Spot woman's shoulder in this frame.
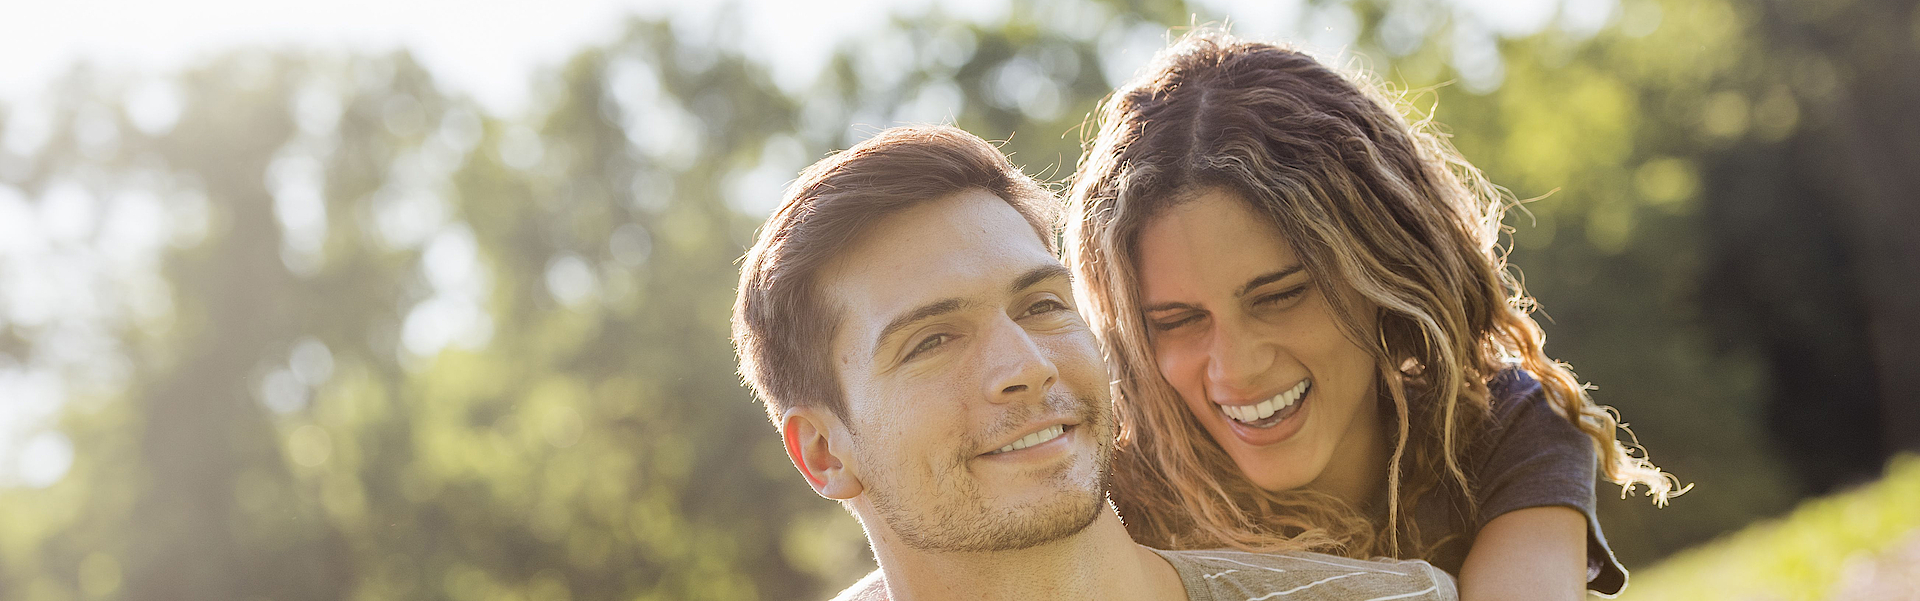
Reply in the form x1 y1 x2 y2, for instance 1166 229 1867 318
1463 365 1596 497
1462 365 1592 481
1474 365 1589 448
1484 365 1547 422
1466 367 1627 595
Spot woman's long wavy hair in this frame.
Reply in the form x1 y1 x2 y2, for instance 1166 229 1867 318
1064 31 1685 559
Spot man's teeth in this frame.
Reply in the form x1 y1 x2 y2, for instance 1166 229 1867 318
991 425 1066 454
1222 380 1310 423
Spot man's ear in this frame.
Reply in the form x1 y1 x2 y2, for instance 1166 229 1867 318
782 408 864 500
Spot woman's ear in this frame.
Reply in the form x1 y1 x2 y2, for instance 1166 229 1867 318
782 408 864 500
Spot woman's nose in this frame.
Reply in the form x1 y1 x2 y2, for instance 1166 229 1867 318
1205 321 1275 397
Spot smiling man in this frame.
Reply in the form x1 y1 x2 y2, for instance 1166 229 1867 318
731 125 1457 601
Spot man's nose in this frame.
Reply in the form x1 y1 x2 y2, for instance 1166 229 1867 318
983 317 1058 404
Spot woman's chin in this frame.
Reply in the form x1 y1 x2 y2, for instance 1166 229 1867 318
1215 406 1325 493
1237 458 1320 493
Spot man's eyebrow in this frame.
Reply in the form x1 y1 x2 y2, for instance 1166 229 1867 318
1143 301 1200 313
1009 263 1072 294
872 298 970 358
1236 264 1305 298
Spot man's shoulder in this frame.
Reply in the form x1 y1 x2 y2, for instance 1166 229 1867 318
1156 548 1458 601
826 568 887 601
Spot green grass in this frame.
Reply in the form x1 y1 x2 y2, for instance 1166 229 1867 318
1609 454 1920 600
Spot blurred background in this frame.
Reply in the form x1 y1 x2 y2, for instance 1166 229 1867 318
1 0 1916 599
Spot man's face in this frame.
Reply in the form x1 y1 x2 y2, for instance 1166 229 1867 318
820 188 1113 553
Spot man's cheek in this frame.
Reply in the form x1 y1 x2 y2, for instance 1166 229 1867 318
1055 342 1108 391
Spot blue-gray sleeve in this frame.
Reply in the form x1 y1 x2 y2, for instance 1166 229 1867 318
1474 372 1627 595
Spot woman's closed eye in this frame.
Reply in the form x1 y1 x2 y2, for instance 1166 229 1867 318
1252 285 1308 308
1151 312 1203 331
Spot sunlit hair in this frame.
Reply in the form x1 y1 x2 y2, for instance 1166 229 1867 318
734 125 1056 426
1064 31 1684 558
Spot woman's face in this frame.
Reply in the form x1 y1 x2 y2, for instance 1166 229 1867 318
1134 188 1385 499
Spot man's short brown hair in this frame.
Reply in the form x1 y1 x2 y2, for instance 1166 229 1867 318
733 125 1057 426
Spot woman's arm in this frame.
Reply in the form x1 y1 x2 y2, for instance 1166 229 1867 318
1458 506 1589 601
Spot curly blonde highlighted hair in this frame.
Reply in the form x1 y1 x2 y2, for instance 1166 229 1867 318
1064 31 1684 559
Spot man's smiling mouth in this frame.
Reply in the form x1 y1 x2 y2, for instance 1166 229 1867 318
984 424 1069 455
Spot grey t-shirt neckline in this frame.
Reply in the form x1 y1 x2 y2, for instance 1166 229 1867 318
1150 547 1458 601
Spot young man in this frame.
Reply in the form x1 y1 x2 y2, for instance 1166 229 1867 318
732 125 1457 601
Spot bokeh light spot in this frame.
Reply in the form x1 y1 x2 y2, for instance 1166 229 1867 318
18 431 74 488
289 425 333 467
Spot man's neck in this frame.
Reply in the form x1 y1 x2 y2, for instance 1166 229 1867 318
868 506 1185 601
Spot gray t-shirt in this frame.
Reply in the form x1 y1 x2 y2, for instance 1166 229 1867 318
1154 548 1457 601
1397 367 1627 594
827 549 1458 600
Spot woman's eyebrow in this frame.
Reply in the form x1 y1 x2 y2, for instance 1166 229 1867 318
1236 264 1304 298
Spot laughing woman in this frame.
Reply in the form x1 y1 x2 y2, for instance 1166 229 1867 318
1064 32 1684 599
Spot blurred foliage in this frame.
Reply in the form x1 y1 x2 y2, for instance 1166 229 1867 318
1615 454 1920 601
0 0 1911 599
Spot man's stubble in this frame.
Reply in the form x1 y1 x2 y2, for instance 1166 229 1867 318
858 390 1116 553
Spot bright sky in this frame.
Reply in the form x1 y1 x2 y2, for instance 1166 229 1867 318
0 0 1059 115
0 0 1420 114
6 0 728 114
0 0 1586 112
0 0 1606 487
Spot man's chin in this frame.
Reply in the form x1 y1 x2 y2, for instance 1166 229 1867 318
866 407 1117 554
976 452 1106 506
947 487 1106 553
877 477 1108 554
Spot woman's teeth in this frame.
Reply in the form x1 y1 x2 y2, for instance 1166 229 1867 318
989 424 1066 455
1222 379 1310 424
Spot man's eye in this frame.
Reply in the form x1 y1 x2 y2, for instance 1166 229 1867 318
1023 299 1069 317
905 334 949 360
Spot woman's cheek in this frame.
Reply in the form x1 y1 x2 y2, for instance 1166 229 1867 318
1155 339 1206 408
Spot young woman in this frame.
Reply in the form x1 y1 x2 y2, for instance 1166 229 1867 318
1063 32 1685 599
